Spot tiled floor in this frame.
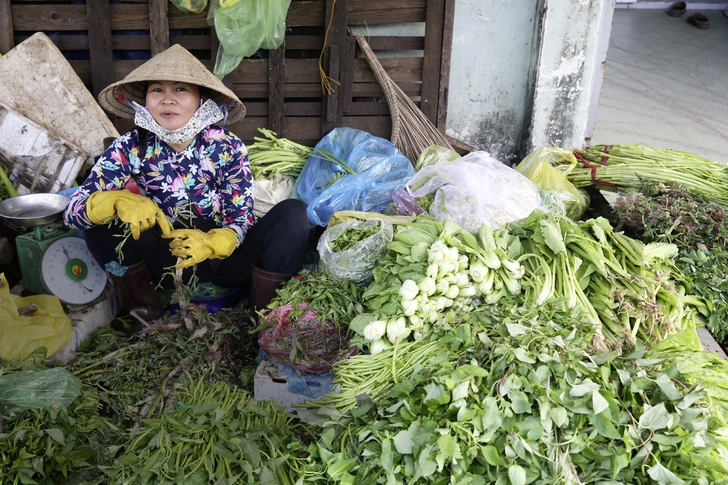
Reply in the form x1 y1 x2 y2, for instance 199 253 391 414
590 8 728 163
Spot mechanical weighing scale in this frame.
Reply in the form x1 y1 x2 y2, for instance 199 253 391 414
0 193 106 306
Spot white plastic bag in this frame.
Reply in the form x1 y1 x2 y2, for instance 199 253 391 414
317 218 393 285
407 151 546 231
253 173 294 218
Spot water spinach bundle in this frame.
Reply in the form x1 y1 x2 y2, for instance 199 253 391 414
564 144 728 205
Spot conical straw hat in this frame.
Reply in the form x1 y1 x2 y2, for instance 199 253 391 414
98 44 245 125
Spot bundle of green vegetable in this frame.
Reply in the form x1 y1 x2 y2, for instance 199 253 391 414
613 183 728 249
247 128 350 180
318 218 394 286
247 128 311 179
561 144 728 205
612 183 728 342
300 312 728 484
103 378 309 485
260 271 365 330
0 351 119 485
328 223 382 253
256 272 365 373
350 212 695 357
69 307 252 428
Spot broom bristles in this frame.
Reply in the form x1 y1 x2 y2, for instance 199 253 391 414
357 35 454 165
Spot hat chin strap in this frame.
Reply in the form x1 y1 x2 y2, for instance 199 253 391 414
131 99 224 146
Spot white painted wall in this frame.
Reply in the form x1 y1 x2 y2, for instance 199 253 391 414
446 0 612 163
446 0 543 164
528 0 608 151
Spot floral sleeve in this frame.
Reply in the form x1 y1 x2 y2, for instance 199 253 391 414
62 132 139 230
216 133 255 247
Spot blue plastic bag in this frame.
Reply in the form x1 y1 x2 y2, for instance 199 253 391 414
297 128 415 226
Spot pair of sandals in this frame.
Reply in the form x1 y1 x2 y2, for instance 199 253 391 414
667 2 717 29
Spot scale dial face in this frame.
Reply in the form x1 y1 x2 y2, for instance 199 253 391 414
41 237 107 305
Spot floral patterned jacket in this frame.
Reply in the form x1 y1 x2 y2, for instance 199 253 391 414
63 125 255 247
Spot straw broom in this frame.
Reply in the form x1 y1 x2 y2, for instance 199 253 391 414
356 35 454 166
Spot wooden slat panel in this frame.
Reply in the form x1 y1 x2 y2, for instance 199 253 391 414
352 57 422 83
268 44 286 134
342 35 356 114
227 58 423 85
420 0 445 124
241 101 390 117
86 0 114 98
342 115 391 138
321 0 348 133
230 80 420 99
0 0 14 54
284 102 321 116
346 101 391 115
323 44 340 125
348 0 427 25
13 5 86 31
13 33 212 51
229 59 269 84
365 36 424 51
437 0 455 130
284 35 423 51
12 1 428 31
149 0 169 55
286 1 325 27
12 4 209 31
352 82 420 97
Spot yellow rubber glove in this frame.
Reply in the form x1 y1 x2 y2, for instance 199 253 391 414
86 189 171 240
166 228 238 269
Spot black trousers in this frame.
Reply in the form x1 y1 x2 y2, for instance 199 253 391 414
83 199 310 292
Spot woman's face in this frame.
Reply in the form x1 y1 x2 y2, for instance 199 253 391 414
145 81 201 130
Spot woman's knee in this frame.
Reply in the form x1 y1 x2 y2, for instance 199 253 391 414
271 199 309 237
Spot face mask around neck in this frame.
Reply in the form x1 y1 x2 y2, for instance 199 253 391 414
132 98 224 146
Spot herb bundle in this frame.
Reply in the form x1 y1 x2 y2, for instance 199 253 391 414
565 144 728 205
613 183 728 342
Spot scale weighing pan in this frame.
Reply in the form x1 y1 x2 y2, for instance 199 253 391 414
0 193 68 231
0 192 106 305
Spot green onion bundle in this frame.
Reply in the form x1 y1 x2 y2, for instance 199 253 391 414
562 144 728 205
248 128 353 180
247 128 312 179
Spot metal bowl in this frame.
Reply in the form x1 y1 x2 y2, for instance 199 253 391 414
0 193 69 228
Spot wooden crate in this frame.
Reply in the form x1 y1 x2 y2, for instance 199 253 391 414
2 0 454 148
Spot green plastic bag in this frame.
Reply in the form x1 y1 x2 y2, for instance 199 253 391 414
0 368 81 421
415 144 460 171
516 147 590 220
212 0 292 78
170 0 208 14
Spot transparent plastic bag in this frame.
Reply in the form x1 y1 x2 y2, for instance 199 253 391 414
212 44 245 80
415 144 460 171
0 368 81 421
515 147 589 220
328 210 412 227
407 151 546 232
391 185 425 216
318 218 394 285
170 0 208 14
297 128 415 226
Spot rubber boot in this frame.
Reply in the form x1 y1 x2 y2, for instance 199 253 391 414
108 261 163 332
251 264 293 312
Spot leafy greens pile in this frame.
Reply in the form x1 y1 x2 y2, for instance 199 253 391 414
613 183 728 342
